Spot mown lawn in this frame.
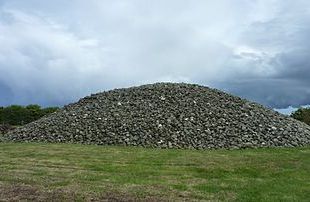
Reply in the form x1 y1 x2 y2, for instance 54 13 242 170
0 143 309 201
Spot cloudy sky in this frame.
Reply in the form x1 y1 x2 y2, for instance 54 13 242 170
0 0 309 112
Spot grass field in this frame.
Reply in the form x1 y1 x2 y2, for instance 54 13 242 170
0 143 309 201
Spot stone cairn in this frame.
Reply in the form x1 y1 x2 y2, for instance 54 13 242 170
3 83 310 149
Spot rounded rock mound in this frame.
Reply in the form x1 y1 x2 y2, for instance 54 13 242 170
4 83 310 149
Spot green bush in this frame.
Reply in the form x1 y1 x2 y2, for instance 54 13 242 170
0 105 59 126
291 107 310 126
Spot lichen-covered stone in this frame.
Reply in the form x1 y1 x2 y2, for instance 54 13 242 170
3 83 310 149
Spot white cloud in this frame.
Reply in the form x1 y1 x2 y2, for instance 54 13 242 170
0 9 111 105
0 0 310 108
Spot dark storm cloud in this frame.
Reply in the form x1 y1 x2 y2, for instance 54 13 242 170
217 47 310 108
215 4 310 109
218 79 310 109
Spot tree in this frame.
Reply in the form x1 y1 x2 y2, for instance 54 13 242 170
291 107 310 126
0 107 3 124
2 105 26 125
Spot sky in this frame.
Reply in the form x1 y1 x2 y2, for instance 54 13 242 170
0 0 309 114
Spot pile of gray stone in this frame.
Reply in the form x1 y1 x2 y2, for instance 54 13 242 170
0 124 13 135
3 83 310 149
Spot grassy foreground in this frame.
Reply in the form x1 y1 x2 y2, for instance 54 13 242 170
0 143 309 201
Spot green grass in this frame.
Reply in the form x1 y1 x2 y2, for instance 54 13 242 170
0 143 309 201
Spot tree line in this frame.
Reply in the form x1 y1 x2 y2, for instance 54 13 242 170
0 105 59 126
